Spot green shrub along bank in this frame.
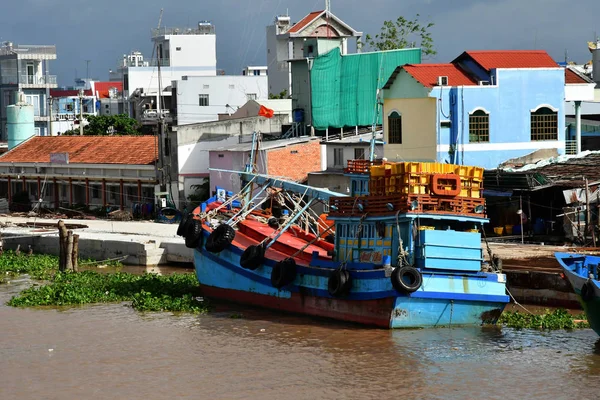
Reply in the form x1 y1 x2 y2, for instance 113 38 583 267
498 309 589 330
1 251 208 314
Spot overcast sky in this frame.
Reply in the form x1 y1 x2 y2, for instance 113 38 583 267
1 0 598 85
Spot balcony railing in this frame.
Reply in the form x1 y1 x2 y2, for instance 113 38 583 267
141 109 172 124
119 58 170 68
0 45 56 57
152 24 215 37
1 75 57 85
565 140 577 155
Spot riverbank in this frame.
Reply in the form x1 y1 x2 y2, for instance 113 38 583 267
0 215 192 266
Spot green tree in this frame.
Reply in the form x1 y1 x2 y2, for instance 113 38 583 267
62 114 142 136
361 14 436 57
269 89 288 99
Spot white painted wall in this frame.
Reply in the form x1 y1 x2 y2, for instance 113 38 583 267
565 84 596 102
158 34 217 68
175 114 289 177
174 75 268 125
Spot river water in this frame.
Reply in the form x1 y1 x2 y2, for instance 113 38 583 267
1 274 600 400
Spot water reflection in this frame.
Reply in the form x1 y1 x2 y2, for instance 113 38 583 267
2 280 600 399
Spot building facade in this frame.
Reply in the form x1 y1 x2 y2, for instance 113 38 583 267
0 136 157 211
171 75 268 126
266 10 362 97
0 42 57 139
382 50 588 169
109 22 217 119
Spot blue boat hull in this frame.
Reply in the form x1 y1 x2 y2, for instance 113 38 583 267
556 252 600 336
194 241 509 329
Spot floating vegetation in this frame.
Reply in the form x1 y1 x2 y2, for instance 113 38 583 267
498 309 589 330
8 270 207 313
1 250 207 314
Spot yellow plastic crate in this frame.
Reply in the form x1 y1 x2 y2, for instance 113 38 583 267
370 165 385 177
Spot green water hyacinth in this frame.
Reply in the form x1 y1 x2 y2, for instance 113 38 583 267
498 309 589 330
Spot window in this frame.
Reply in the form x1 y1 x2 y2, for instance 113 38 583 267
333 148 344 167
198 94 209 106
531 107 558 141
253 69 260 76
388 111 402 144
176 47 182 51
354 148 365 160
246 93 257 101
203 84 210 89
469 109 489 143
92 186 100 199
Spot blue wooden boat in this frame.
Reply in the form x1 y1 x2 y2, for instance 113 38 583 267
555 252 600 335
177 155 509 328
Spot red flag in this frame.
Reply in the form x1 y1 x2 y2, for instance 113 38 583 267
258 105 274 119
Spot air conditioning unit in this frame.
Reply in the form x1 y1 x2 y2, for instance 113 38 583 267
478 80 490 86
437 76 449 86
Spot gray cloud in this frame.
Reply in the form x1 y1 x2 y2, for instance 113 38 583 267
0 0 597 85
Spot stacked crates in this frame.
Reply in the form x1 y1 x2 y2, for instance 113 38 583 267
361 161 485 216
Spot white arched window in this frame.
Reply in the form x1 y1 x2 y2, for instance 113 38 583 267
469 109 489 143
531 106 558 141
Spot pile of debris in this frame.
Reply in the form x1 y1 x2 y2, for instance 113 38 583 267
108 209 133 221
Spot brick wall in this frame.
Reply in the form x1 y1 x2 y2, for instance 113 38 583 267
266 140 322 182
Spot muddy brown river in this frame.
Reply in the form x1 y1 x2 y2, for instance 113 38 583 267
1 274 600 400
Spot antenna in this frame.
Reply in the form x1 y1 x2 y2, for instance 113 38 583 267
157 8 163 29
85 59 91 80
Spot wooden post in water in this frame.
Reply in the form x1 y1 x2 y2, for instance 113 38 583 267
65 230 74 271
58 220 68 271
72 234 79 272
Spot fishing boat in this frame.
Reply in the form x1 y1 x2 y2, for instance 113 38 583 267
177 131 509 328
555 252 600 335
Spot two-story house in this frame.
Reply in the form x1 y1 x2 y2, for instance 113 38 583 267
382 50 594 169
0 41 57 139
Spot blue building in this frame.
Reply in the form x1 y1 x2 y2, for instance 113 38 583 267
382 50 593 169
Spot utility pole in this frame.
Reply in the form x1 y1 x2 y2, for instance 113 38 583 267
48 96 54 136
85 60 91 80
78 89 84 136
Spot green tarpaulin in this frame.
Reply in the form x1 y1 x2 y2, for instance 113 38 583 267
310 47 421 130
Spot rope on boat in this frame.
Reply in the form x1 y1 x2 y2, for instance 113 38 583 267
506 286 534 315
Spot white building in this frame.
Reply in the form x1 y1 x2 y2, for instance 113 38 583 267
243 66 268 76
109 22 217 118
172 75 268 126
0 42 57 139
266 10 362 97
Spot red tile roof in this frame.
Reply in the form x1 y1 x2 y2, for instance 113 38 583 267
50 89 93 97
0 136 157 165
403 64 478 88
457 50 558 71
93 81 123 99
565 68 590 84
288 11 324 33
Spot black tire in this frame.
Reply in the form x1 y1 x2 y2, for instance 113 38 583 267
581 280 596 302
205 223 236 253
184 220 203 249
177 212 192 237
271 258 297 289
240 245 264 270
267 217 279 229
328 269 352 297
391 266 422 294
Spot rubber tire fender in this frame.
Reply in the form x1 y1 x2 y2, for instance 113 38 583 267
177 212 192 237
581 280 596 302
240 244 265 270
328 268 352 297
184 219 203 249
271 258 297 289
391 266 423 294
205 224 236 253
